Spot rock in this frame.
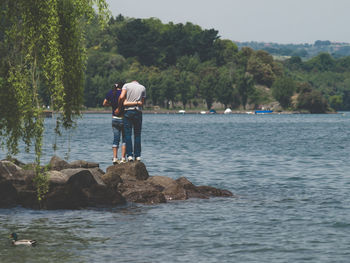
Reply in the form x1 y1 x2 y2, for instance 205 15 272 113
175 177 209 199
68 160 99 169
162 183 187 201
1 157 25 167
48 170 69 185
88 167 106 185
0 160 38 208
147 175 175 188
61 168 98 188
42 168 125 209
0 160 23 181
106 161 149 181
49 156 70 171
196 185 234 197
147 176 187 201
17 189 39 209
118 180 166 204
104 162 161 204
82 184 124 207
0 181 17 207
101 168 123 189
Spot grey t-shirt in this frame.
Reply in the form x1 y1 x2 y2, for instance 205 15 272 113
122 81 146 111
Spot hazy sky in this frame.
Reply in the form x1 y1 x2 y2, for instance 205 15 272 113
105 0 350 44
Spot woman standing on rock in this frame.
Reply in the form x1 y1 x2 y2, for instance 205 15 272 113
103 82 126 164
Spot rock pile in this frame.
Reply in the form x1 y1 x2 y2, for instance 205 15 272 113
0 156 233 209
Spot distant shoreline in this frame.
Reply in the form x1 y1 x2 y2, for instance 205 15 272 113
43 109 339 116
79 110 338 115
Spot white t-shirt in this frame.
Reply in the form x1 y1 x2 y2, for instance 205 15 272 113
122 81 146 110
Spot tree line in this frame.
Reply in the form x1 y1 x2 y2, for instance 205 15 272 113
84 15 283 110
4 11 350 116
82 14 350 113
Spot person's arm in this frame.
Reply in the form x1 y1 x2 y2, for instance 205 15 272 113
123 100 143 107
103 99 110 107
114 96 125 115
119 89 127 100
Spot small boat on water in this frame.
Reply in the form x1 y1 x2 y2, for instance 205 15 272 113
224 108 232 114
255 110 273 114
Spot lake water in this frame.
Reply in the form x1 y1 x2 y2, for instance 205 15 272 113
1 113 350 262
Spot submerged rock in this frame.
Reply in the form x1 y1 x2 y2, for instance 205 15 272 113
0 156 234 209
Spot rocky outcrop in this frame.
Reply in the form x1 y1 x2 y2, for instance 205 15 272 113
0 156 234 209
0 157 125 209
101 161 234 204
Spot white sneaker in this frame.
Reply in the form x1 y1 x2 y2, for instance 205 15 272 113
135 157 141 161
113 158 119 164
120 158 126 163
127 156 134 162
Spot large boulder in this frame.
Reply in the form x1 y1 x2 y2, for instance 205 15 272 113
0 160 38 208
105 161 149 182
103 162 161 204
41 168 125 209
0 160 24 182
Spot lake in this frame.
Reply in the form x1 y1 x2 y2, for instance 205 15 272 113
1 113 350 262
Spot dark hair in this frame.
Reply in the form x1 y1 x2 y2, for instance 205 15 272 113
112 81 125 96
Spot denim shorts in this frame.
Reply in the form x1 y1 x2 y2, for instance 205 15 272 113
112 117 125 148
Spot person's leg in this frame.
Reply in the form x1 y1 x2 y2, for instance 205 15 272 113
113 147 118 159
121 119 126 161
112 119 121 163
123 111 133 158
133 111 142 158
121 144 126 161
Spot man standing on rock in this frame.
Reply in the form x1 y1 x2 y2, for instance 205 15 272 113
120 80 146 161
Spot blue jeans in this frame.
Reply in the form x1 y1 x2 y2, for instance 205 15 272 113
112 118 125 148
123 110 142 158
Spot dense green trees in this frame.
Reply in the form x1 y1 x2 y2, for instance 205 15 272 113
272 77 296 108
84 16 276 110
296 83 329 113
82 15 350 112
283 52 350 111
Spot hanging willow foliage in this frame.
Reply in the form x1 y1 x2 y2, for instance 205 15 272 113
0 0 109 201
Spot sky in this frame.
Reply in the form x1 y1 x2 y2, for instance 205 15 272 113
105 0 350 44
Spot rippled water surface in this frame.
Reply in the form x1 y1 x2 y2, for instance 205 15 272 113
1 113 350 262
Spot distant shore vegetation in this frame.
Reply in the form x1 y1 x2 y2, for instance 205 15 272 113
75 14 350 113
3 13 350 115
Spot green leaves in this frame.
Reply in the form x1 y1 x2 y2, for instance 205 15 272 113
1 0 108 201
271 77 296 109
